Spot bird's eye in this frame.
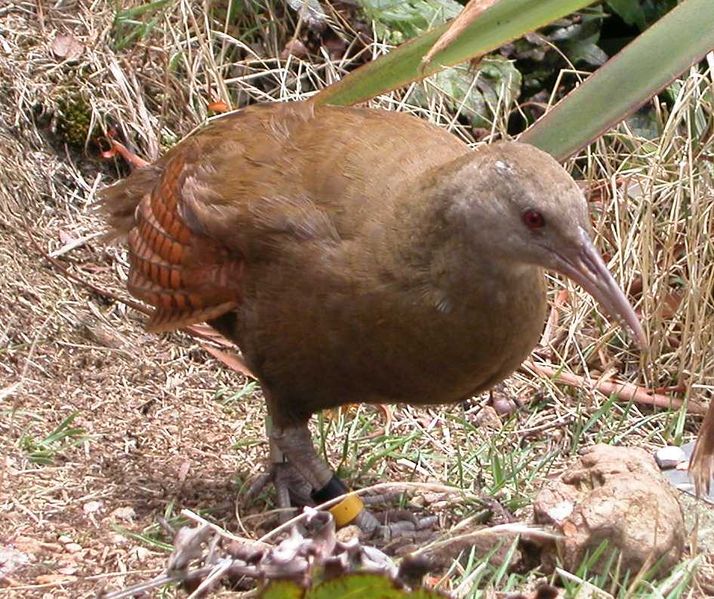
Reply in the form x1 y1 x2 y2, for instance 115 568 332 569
522 209 545 230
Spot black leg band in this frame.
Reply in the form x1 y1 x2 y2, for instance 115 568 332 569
311 474 348 503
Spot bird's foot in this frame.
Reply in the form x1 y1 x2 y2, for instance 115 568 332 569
354 507 439 543
263 424 441 542
247 466 438 541
245 461 313 523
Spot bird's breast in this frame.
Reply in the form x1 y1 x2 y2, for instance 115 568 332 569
237 257 547 419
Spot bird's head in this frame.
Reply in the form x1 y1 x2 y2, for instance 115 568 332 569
443 141 645 347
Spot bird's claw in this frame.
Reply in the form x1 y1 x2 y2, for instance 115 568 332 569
353 506 439 542
245 461 313 522
376 513 439 540
246 462 440 539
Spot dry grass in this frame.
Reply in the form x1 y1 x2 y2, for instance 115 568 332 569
0 1 713 597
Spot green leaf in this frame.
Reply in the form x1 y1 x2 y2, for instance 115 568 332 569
606 0 647 30
519 0 714 161
563 36 608 66
408 56 521 127
20 411 86 465
260 580 304 599
112 0 171 50
312 0 598 107
357 0 462 42
259 573 444 599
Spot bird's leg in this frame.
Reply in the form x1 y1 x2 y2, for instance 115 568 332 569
268 422 376 532
269 422 437 540
245 418 313 522
268 429 314 520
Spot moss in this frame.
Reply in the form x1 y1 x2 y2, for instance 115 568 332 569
55 93 93 148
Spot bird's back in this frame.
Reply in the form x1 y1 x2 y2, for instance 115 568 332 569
101 102 468 329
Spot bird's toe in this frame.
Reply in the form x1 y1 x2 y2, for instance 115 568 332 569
245 461 313 523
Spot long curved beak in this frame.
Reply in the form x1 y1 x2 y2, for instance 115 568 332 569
553 227 646 349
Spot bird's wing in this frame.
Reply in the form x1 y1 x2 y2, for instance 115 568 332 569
102 102 468 332
102 103 340 332
122 151 245 332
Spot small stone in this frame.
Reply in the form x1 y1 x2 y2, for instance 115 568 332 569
107 533 129 546
51 34 84 61
64 543 83 554
57 535 73 545
132 547 153 562
280 39 308 60
655 445 687 469
0 545 32 577
335 525 362 543
57 565 78 575
83 500 103 514
473 405 502 430
489 383 518 416
109 507 136 522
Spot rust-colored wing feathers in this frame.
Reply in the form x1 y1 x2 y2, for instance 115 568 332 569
110 155 243 332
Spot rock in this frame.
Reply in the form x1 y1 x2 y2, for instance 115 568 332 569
132 547 153 562
83 500 103 514
64 543 83 554
0 545 32 579
335 525 362 543
660 441 714 503
109 506 136 522
533 444 684 576
654 445 687 469
473 405 503 430
489 384 518 417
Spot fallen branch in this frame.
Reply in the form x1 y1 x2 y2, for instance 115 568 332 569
540 289 569 347
523 360 706 415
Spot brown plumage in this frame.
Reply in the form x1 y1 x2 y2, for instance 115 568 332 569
102 101 643 535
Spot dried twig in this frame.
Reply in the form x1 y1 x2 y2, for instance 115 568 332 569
524 360 706 415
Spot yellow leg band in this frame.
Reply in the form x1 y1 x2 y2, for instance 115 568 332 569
328 494 364 527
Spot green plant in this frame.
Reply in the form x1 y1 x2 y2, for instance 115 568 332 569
20 412 86 465
607 0 677 31
313 0 714 163
111 0 172 50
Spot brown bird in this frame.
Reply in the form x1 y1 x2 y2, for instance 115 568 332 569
101 101 644 536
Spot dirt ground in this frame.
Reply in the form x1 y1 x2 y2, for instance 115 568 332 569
0 126 267 597
0 10 268 593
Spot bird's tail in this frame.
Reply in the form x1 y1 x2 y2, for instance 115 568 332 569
97 165 161 240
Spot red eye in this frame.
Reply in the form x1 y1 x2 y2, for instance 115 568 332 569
523 209 545 229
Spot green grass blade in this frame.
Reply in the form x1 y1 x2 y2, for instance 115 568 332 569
312 0 597 107
520 0 714 160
